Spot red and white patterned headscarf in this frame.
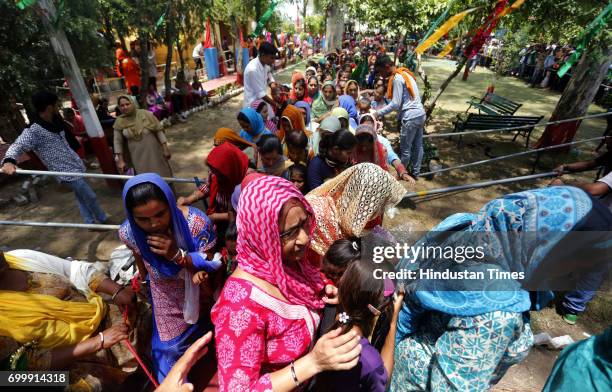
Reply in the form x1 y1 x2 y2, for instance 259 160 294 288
236 175 325 310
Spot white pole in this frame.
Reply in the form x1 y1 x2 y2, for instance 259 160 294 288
0 220 119 231
8 168 198 184
38 0 104 139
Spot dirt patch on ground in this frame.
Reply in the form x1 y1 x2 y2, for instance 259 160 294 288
1 59 609 390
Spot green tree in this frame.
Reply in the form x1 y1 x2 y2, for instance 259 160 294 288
283 20 297 35
305 14 325 35
0 0 112 141
498 0 611 146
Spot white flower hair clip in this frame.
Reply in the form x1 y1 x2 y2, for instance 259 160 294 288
338 312 350 324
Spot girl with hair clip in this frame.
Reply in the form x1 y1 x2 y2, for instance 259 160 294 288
313 258 404 392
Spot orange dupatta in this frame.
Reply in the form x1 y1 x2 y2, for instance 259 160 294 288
386 67 417 100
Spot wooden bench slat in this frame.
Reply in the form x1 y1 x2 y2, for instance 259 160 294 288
467 92 522 116
453 114 543 149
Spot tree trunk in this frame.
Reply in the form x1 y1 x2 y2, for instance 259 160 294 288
462 56 471 81
117 31 128 52
302 0 308 22
325 2 343 52
213 21 228 76
535 44 612 148
101 16 115 48
231 17 243 79
394 30 406 65
255 0 262 23
164 11 175 97
425 57 468 118
176 37 185 72
416 54 431 105
138 34 150 107
270 29 280 47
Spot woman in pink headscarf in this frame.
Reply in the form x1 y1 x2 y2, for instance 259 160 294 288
211 176 362 392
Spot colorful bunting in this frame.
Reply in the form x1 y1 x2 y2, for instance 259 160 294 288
415 7 479 55
406 0 457 65
437 39 458 58
16 0 37 10
498 0 527 18
253 0 279 37
155 12 166 29
204 17 213 48
557 3 612 78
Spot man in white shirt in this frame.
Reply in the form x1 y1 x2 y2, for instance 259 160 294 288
243 42 279 109
192 42 204 70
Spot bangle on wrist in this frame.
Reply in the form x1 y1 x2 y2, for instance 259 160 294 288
290 361 300 387
171 248 187 265
98 332 104 351
170 248 181 262
111 286 125 302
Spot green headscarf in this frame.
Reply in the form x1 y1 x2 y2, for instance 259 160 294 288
312 81 338 119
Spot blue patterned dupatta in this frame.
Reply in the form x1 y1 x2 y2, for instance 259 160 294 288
395 186 612 338
392 186 612 391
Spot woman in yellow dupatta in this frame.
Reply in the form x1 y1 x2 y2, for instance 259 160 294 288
0 250 148 391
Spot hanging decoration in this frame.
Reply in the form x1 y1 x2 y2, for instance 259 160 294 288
415 7 479 55
437 39 458 58
405 0 457 66
16 0 37 10
155 12 166 29
204 17 213 48
253 0 279 37
498 0 527 18
557 3 612 78
463 0 509 60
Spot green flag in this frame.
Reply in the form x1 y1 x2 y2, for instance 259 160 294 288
253 0 279 37
557 3 612 78
155 12 166 29
406 0 457 67
16 0 37 10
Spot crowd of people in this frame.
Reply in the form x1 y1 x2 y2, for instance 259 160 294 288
1 29 611 392
443 39 581 92
114 40 208 129
511 43 576 91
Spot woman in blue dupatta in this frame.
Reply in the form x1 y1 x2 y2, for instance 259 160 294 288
391 186 612 391
237 107 272 143
338 95 359 129
119 173 219 382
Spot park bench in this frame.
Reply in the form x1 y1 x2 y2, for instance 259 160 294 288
453 113 544 148
465 92 522 116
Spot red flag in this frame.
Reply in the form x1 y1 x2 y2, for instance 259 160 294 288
464 0 508 59
204 18 213 48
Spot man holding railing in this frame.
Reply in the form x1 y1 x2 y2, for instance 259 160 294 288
1 91 110 227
